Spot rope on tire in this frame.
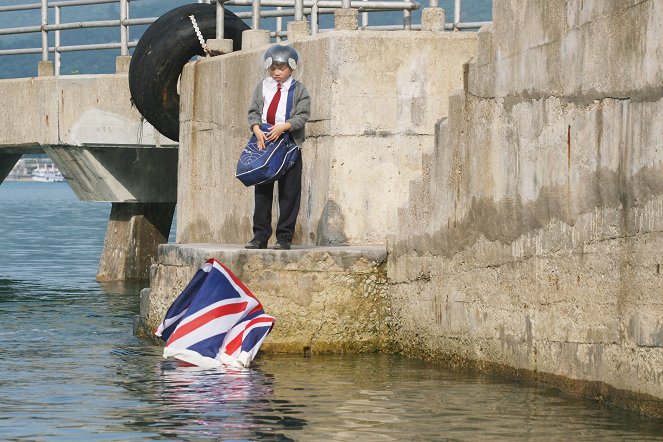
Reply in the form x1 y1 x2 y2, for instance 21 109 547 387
189 15 210 57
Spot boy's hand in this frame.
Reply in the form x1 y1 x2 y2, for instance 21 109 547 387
253 125 266 150
266 122 292 141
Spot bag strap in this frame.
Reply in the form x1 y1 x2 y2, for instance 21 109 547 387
285 80 297 121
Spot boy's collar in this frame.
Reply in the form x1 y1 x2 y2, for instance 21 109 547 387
265 76 294 89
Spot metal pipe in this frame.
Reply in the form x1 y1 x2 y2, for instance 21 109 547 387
126 0 130 53
123 17 158 26
41 0 48 62
55 6 61 75
0 26 42 36
311 2 319 35
120 0 128 56
429 0 437 8
276 6 283 42
0 0 118 12
252 0 261 29
216 0 225 39
0 40 142 56
0 0 490 65
454 0 460 30
45 20 124 31
227 0 419 10
294 0 304 21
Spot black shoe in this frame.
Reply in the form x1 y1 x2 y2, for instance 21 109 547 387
245 239 267 249
273 240 291 250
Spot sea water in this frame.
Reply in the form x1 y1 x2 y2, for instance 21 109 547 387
1 181 662 441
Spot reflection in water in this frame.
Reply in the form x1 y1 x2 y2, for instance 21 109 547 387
2 183 663 440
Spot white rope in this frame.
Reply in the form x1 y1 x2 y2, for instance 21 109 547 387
189 15 210 57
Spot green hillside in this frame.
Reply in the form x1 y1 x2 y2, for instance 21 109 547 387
0 0 491 79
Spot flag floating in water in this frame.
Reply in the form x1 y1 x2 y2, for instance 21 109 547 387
155 258 275 368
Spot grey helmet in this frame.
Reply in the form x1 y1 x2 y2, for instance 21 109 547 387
262 44 299 70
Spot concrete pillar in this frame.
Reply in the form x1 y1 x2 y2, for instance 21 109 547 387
115 55 132 74
422 7 446 32
38 61 54 77
206 39 234 55
287 21 310 41
334 9 358 30
96 202 176 282
242 29 270 51
0 154 21 184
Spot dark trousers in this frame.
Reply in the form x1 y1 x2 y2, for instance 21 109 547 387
252 156 302 243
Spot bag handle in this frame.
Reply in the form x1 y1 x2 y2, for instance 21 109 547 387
283 80 298 144
285 80 297 121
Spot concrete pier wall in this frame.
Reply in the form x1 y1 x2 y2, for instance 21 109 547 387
0 74 178 282
139 244 389 352
177 30 477 246
140 28 475 353
388 0 663 413
141 0 663 415
0 74 169 148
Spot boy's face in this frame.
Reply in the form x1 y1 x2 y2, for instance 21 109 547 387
269 63 292 83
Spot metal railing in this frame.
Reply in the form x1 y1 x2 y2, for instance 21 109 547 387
0 0 491 76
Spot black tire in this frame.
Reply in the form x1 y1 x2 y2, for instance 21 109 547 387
129 4 249 141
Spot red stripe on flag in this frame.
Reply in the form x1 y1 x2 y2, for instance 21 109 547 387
167 301 248 345
247 305 263 316
223 317 274 355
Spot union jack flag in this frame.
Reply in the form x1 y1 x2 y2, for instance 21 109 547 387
155 258 275 368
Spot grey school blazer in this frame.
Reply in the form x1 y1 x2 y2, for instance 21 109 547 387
247 80 311 147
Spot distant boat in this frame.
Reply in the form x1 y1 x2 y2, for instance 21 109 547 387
32 166 65 183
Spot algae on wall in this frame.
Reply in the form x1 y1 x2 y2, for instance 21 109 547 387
387 0 663 415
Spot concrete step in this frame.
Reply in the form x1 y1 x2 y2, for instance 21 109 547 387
138 243 392 354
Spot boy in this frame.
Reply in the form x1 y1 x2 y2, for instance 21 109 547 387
245 44 311 250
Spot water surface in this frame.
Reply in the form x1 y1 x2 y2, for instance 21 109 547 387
1 181 662 441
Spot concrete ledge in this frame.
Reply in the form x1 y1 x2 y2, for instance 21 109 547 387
44 144 178 203
139 243 390 353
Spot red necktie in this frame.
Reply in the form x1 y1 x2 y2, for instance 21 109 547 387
266 83 282 126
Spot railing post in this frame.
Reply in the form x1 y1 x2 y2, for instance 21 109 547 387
55 5 61 75
422 0 445 32
454 0 461 30
311 3 319 35
120 0 128 56
252 0 261 30
336 0 358 30
205 0 233 55
38 0 54 76
288 0 310 40
276 6 283 42
41 0 48 62
241 0 269 50
294 0 304 21
216 0 224 39
361 0 368 29
115 0 132 73
403 9 411 30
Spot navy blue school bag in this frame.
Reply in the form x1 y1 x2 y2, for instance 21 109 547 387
236 81 300 187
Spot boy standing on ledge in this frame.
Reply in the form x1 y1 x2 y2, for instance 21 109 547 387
245 44 311 250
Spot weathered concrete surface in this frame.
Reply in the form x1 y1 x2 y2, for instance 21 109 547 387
0 74 173 149
0 74 179 282
97 202 175 282
138 244 390 352
177 30 477 246
388 0 663 414
44 145 178 203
